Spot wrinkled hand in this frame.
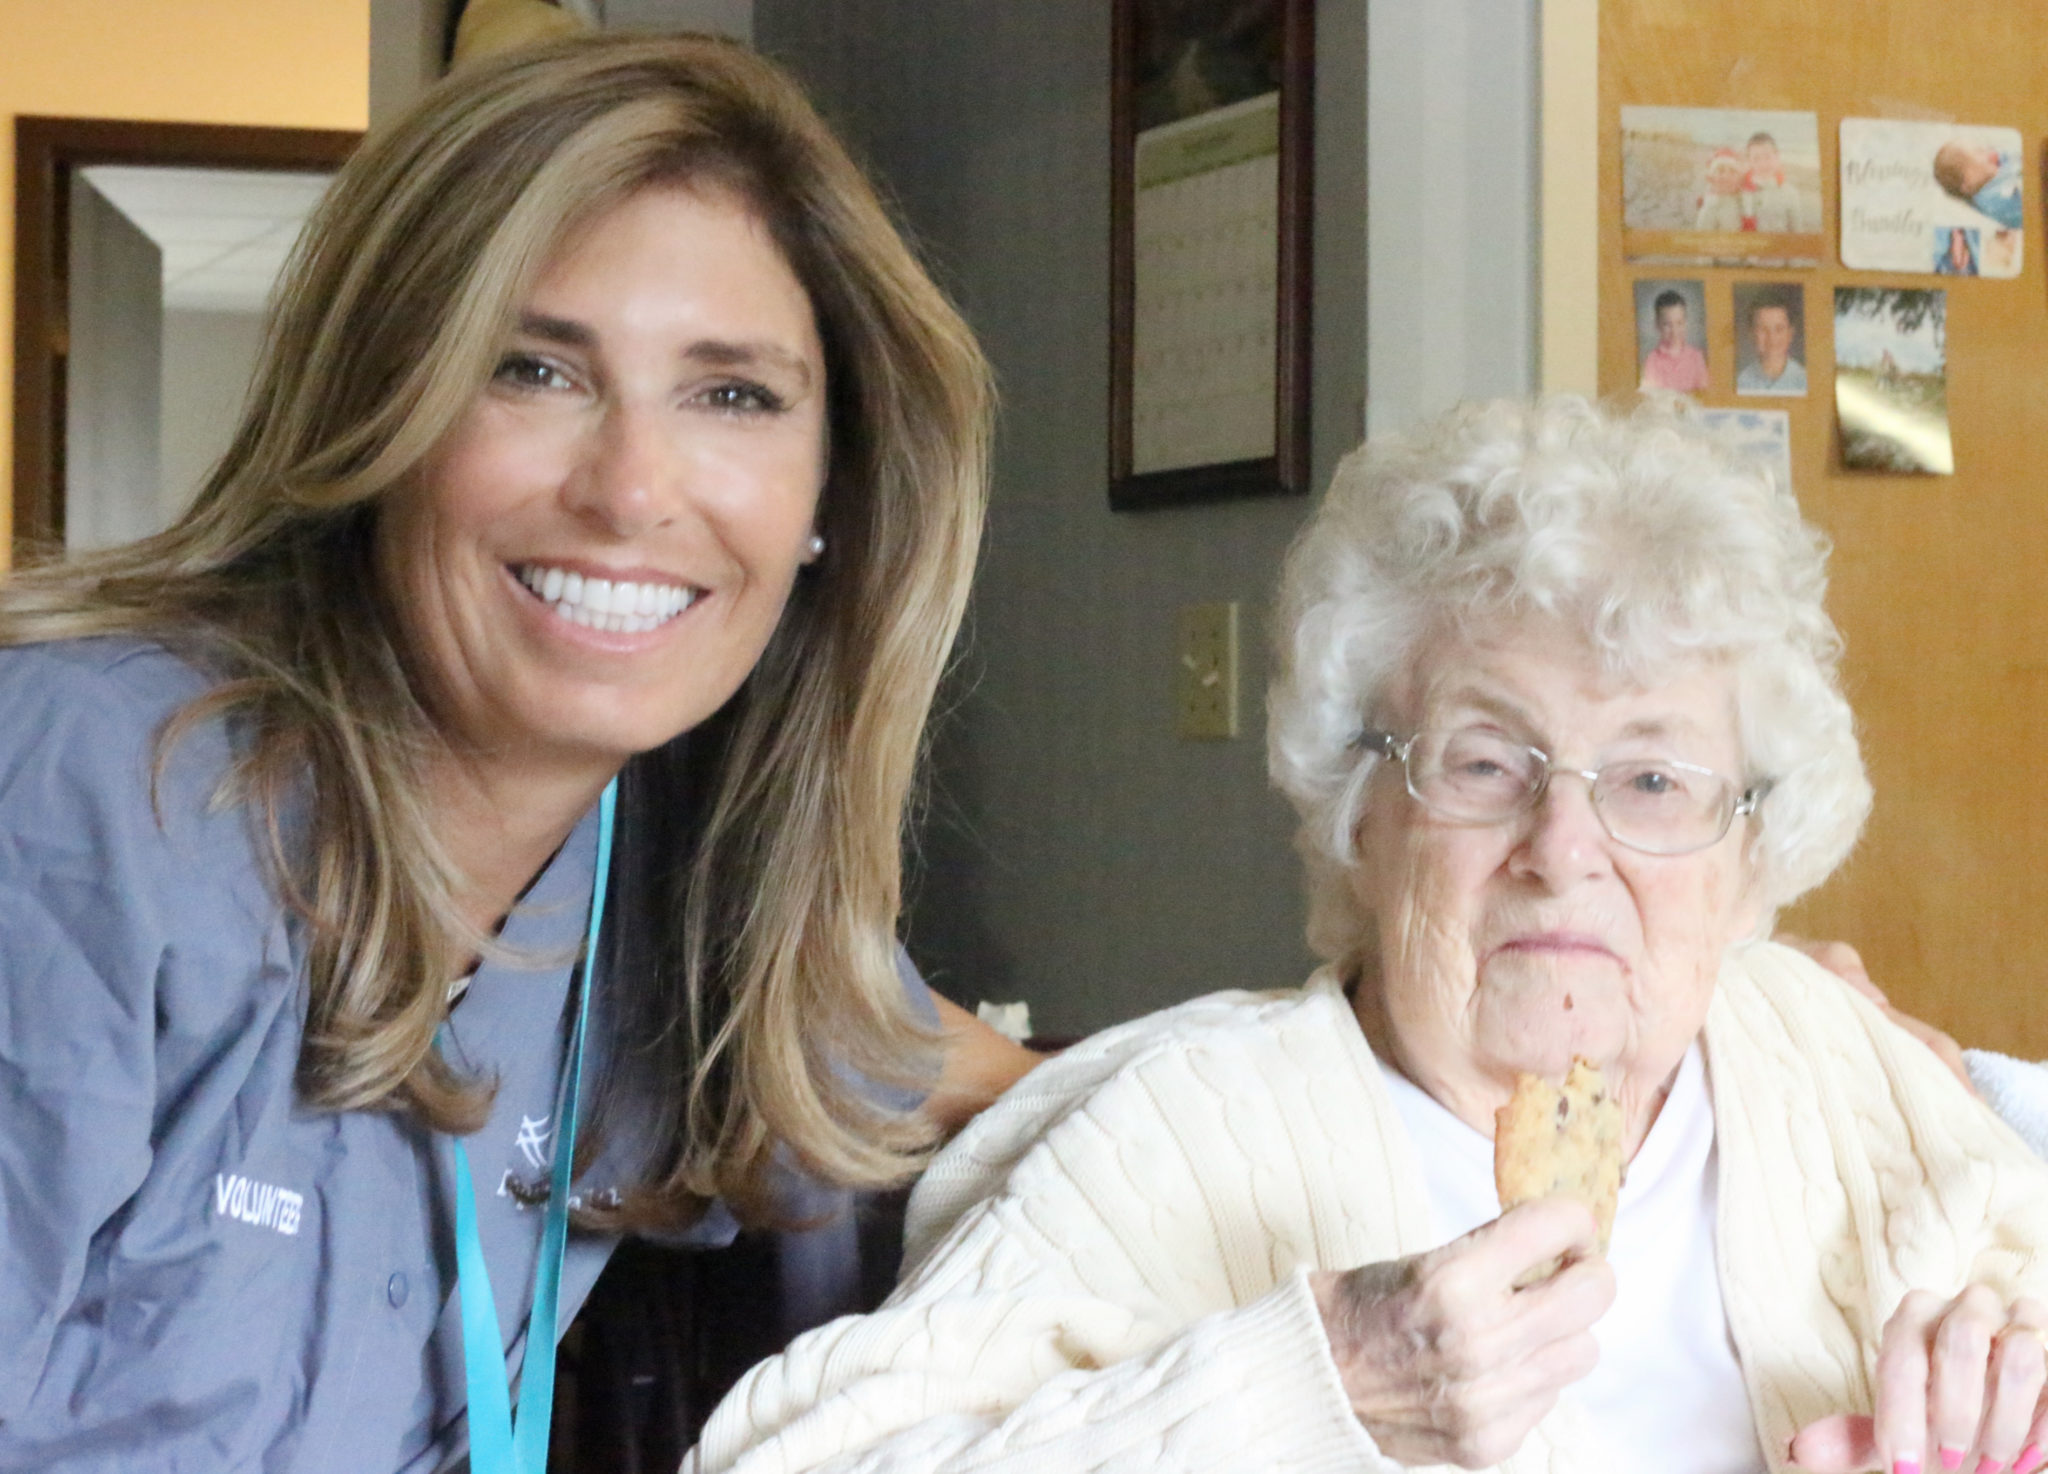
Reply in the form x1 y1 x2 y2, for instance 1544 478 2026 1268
1791 1287 2048 1473
1776 934 1974 1094
1310 1198 1615 1468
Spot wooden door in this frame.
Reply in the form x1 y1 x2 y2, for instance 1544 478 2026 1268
1598 4 2048 1056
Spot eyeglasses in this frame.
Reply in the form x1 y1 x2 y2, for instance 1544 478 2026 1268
1355 727 1770 857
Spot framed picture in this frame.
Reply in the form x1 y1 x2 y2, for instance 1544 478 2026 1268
1109 0 1313 511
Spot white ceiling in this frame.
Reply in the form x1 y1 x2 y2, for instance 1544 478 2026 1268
81 165 333 314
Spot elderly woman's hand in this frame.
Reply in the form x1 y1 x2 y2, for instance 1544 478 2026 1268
1309 1198 1616 1467
1791 1287 2048 1474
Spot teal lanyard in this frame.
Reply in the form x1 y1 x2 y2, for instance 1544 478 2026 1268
448 777 617 1474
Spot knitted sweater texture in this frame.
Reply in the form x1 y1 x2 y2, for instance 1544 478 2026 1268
688 942 2048 1473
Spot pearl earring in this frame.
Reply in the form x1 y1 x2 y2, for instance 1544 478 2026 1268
805 532 826 558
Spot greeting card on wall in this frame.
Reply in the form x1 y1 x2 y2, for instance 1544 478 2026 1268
1840 119 2024 278
1620 106 1824 266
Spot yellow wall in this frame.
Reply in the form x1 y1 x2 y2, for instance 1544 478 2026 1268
0 0 370 544
1539 0 1599 394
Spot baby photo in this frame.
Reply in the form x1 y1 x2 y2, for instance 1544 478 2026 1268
1841 118 2024 278
1635 279 1709 394
1621 106 1824 265
1733 283 1808 397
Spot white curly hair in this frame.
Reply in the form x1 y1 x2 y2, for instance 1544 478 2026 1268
1267 395 1870 968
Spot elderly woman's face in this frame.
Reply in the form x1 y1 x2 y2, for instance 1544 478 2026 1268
377 182 827 776
1352 621 1760 1134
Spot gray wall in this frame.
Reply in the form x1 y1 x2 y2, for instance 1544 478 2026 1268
66 180 163 553
755 2 1534 1036
602 0 751 40
369 0 446 129
160 309 267 524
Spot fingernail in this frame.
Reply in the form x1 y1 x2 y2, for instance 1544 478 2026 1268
1895 1459 1921 1474
1942 1450 1968 1473
2015 1447 2045 1474
1978 1457 2008 1474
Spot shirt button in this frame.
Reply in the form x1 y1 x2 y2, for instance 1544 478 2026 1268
387 1272 410 1308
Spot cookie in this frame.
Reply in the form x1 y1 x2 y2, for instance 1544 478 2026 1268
1493 1058 1624 1287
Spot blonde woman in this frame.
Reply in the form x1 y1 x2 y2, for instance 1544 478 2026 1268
0 35 1031 1473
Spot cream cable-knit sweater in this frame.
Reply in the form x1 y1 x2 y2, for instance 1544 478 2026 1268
688 942 2048 1473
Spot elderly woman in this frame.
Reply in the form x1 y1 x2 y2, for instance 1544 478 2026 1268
0 35 1041 1473
690 397 2048 1474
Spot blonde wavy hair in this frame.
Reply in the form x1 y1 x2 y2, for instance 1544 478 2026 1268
0 34 992 1229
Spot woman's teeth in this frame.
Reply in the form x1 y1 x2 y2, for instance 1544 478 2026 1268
515 564 697 634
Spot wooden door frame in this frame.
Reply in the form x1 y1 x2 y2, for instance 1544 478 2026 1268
11 116 360 555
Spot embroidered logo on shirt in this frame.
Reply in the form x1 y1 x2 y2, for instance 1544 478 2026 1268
498 1115 558 1207
213 1173 304 1236
513 1113 552 1171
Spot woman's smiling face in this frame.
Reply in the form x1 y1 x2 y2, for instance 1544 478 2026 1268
1350 620 1761 1146
376 182 828 781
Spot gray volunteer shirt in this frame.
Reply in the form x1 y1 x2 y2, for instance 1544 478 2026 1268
0 638 867 1471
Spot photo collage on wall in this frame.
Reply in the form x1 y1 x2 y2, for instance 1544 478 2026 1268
1619 105 2024 480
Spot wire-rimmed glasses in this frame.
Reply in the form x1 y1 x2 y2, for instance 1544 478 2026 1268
1356 727 1769 857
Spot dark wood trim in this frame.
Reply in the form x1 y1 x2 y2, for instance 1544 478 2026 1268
1274 0 1315 500
1107 0 1315 513
1109 454 1284 513
11 117 360 556
13 119 61 550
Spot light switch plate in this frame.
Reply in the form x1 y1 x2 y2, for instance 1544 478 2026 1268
1176 600 1239 741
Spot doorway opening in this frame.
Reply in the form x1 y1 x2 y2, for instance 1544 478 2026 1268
11 116 359 560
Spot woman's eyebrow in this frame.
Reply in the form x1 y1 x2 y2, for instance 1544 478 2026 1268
515 311 596 348
1614 715 1710 744
683 338 817 386
1425 686 1528 728
511 315 817 387
1423 694 1711 748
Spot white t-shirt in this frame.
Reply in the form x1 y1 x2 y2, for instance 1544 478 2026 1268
1380 1044 1767 1474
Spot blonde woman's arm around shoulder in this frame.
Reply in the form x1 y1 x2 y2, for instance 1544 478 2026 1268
1780 933 2048 1154
921 994 1041 1135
